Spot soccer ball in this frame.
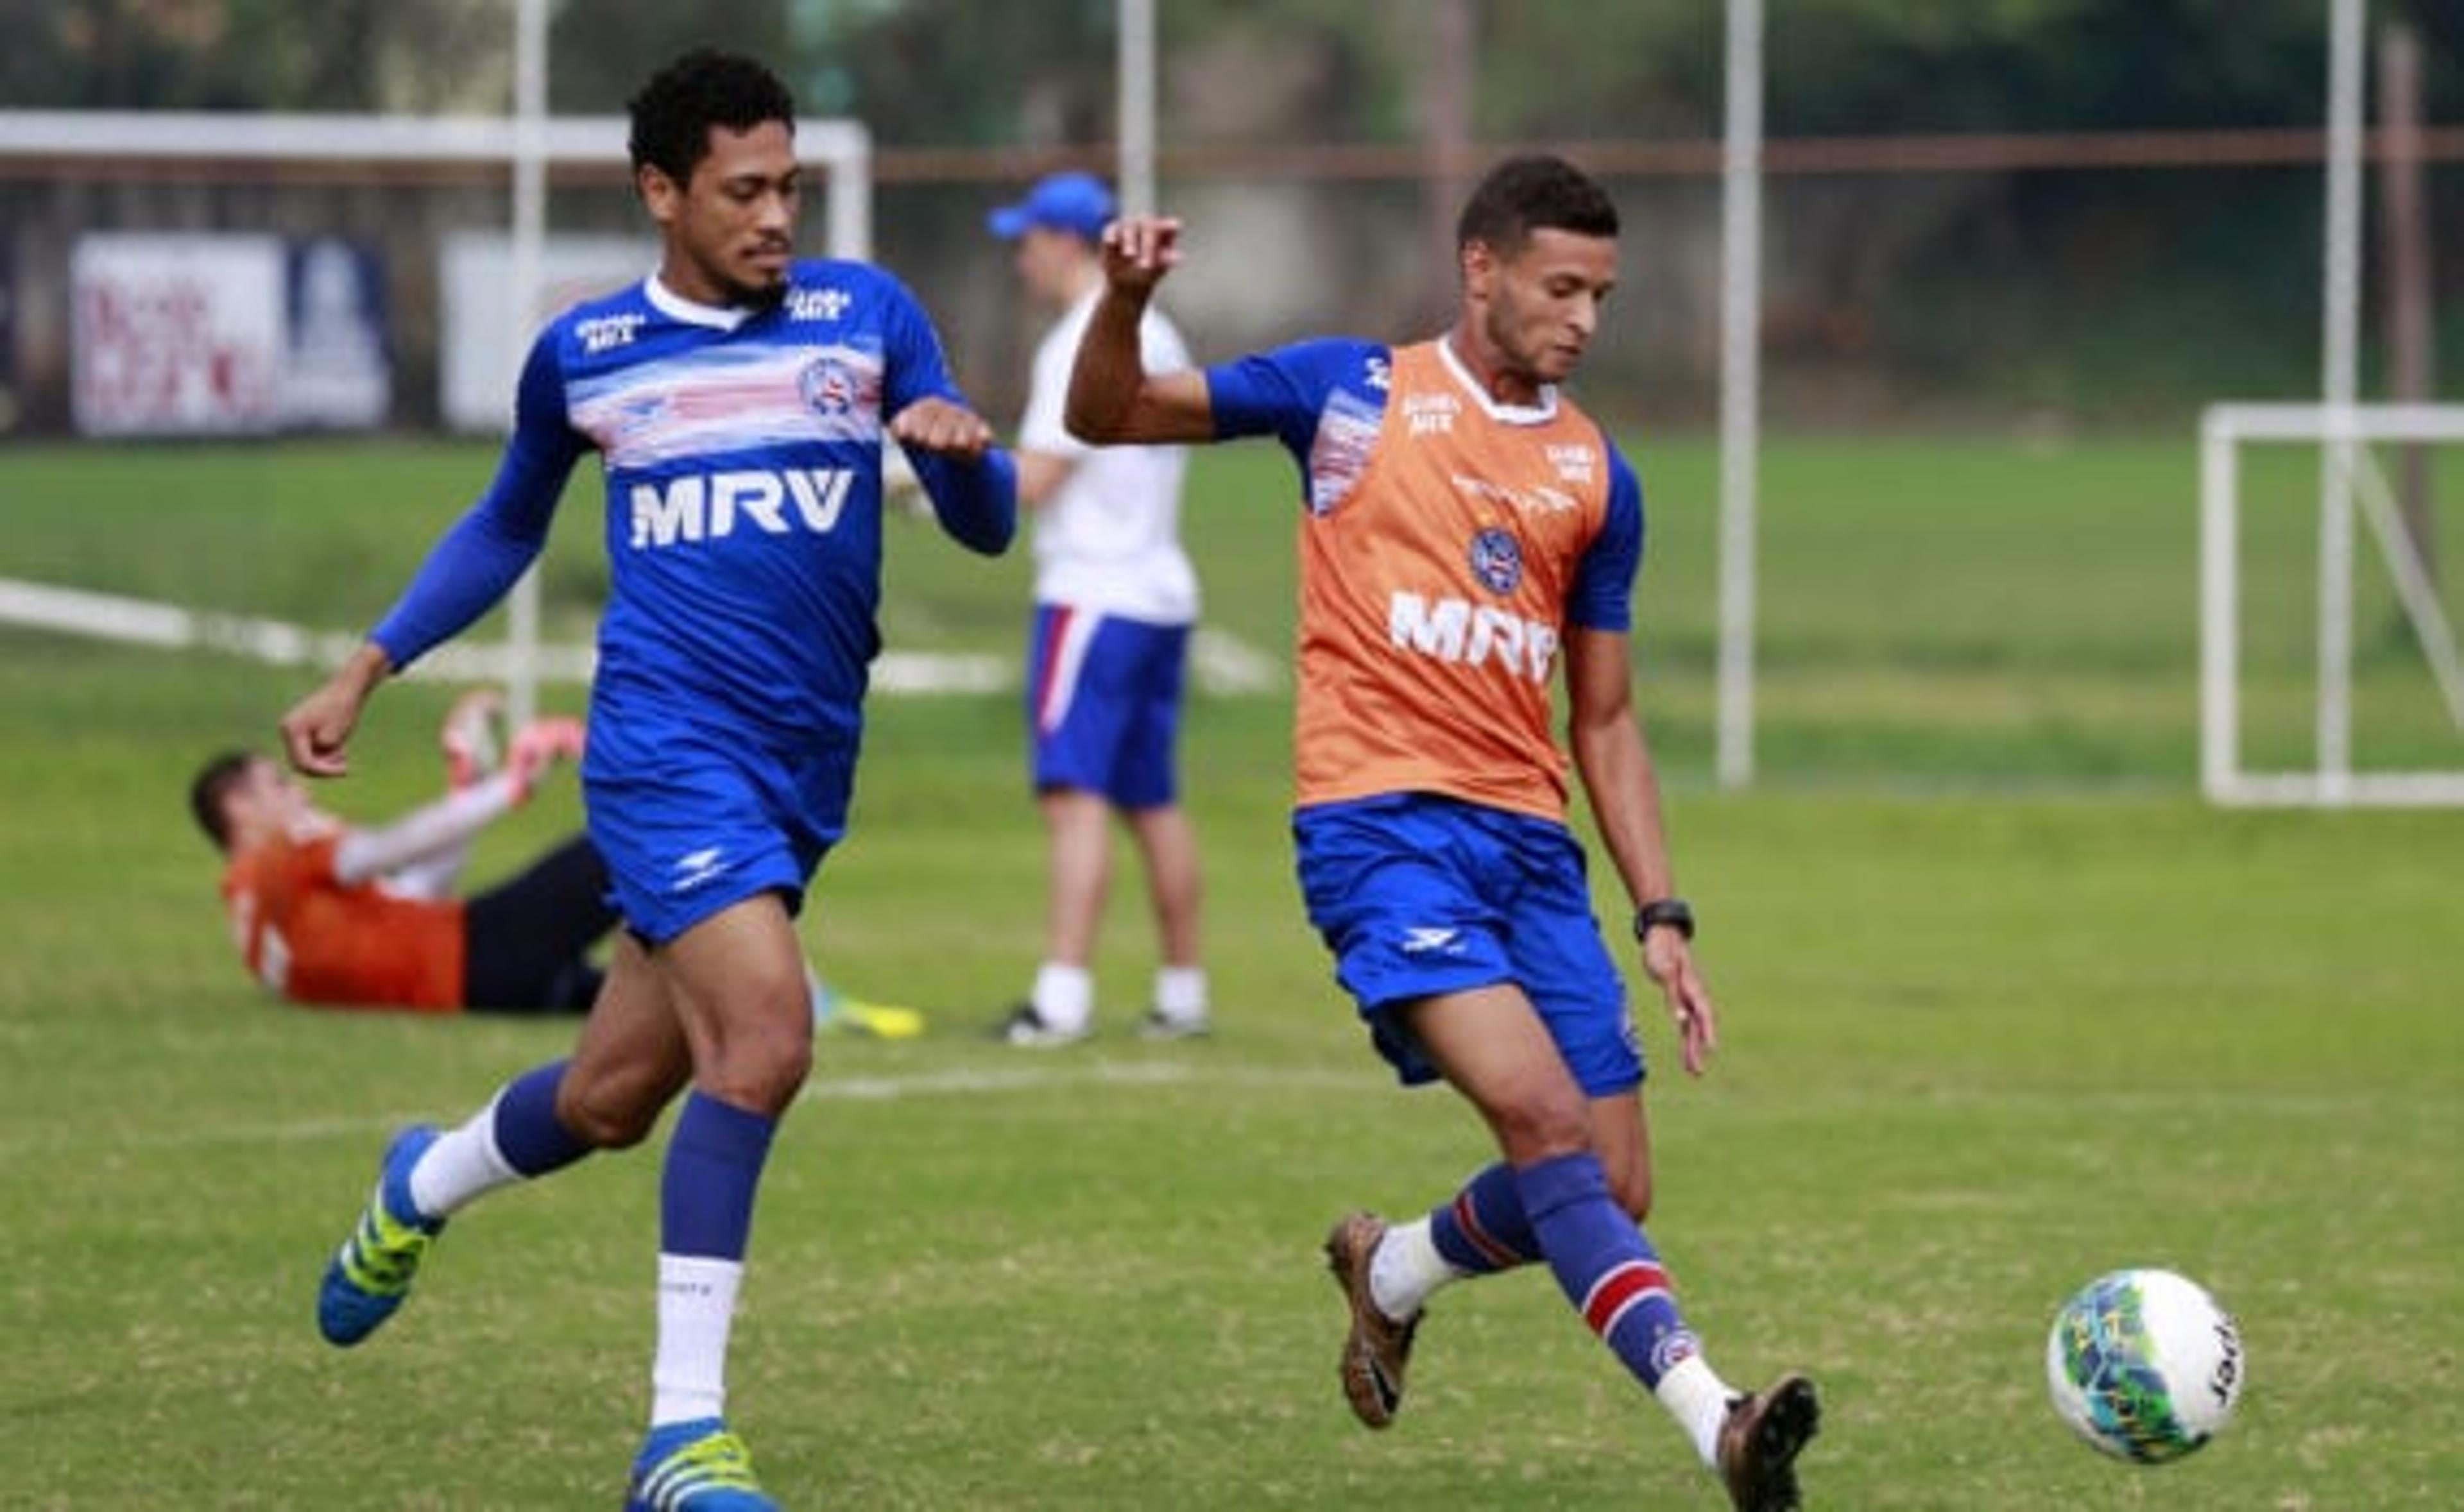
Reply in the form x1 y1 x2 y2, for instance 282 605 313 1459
2046 1268 2244 1464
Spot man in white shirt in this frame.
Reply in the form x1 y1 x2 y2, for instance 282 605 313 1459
988 171 1209 1044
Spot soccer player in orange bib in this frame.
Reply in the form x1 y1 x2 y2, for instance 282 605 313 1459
194 703 603 1015
1066 156 1817 1510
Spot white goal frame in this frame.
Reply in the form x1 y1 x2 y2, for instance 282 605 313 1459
2200 402 2464 807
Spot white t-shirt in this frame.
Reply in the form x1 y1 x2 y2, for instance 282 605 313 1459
1018 289 1197 625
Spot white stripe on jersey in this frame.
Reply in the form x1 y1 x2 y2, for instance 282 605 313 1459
569 343 884 471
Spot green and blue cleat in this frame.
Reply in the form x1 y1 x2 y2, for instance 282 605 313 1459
626 1418 776 1510
316 1124 445 1346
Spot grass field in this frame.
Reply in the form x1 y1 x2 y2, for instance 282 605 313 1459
2 436 2460 1508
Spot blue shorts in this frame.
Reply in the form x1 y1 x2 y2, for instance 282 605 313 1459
1026 604 1189 810
580 710 852 946
1292 793 1643 1098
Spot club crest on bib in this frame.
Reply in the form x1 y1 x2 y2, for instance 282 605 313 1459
1469 527 1523 595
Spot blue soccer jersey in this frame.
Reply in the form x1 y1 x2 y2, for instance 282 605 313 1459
368 262 1014 938
373 261 1011 742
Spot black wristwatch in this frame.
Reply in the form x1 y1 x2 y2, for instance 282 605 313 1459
1632 898 1695 942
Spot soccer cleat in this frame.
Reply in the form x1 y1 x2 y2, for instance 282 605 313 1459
1136 1008 1212 1042
624 1418 776 1511
317 1125 445 1347
1715 1373 1821 1512
807 971 925 1040
835 996 927 1040
822 990 926 1040
1323 1211 1419 1430
991 1002 1089 1048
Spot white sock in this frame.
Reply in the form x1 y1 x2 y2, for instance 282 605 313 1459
1654 1354 1737 1468
407 1100 522 1220
1365 1216 1464 1321
651 1254 744 1427
1031 962 1094 1033
1152 965 1208 1023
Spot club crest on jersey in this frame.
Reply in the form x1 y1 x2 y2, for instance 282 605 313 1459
798 356 859 416
1469 527 1523 595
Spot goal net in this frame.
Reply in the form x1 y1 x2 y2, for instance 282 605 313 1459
2200 402 2464 807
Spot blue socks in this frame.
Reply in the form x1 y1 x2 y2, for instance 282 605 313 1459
492 1058 593 1177
662 1092 776 1261
1514 1151 1702 1390
1430 1162 1543 1273
651 1093 776 1427
488 1068 780 1262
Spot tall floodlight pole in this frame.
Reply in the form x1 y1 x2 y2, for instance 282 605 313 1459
2318 0 2366 801
1118 0 1158 216
1715 0 1765 790
506 0 551 727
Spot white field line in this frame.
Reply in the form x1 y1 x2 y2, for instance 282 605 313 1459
0 575 1279 696
0 1060 2400 1166
0 1059 1374 1161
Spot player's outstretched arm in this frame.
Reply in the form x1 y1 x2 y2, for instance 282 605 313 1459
1564 626 1718 1076
332 772 518 884
1066 216 1215 446
329 718 577 882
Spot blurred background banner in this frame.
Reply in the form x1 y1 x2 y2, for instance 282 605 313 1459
281 237 392 432
67 232 397 436
71 232 286 437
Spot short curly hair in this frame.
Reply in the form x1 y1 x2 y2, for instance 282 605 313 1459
627 47 797 187
1455 155 1620 257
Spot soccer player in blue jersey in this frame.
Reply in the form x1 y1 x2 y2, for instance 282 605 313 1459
278 49 1015 1510
1065 160 1817 1509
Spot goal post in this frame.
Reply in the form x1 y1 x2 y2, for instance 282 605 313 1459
2200 401 2464 807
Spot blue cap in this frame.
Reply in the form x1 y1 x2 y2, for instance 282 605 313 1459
988 171 1116 242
